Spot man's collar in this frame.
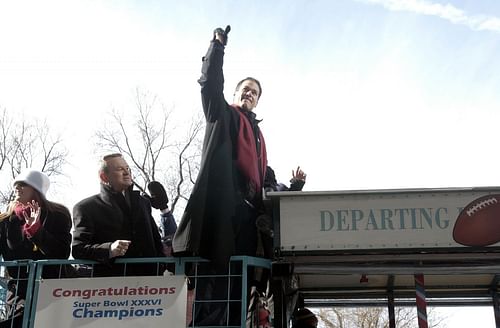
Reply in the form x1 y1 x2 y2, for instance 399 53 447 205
100 183 133 206
231 104 262 123
100 183 133 194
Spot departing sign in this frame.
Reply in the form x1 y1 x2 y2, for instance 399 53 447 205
274 188 500 252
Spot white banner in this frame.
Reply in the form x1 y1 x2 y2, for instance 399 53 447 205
34 275 187 328
278 189 500 251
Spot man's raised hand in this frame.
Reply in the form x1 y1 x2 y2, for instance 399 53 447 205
213 25 231 46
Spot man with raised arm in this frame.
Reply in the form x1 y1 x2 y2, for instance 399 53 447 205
173 26 268 326
174 26 267 269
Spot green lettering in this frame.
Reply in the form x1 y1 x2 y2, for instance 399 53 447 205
351 209 363 231
336 210 350 231
410 208 418 229
366 210 379 230
320 210 334 231
380 209 394 229
435 207 450 229
419 208 433 229
395 208 408 229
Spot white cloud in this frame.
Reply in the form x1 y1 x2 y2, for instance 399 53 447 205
361 0 500 33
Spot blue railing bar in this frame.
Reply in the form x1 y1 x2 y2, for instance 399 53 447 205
231 255 272 269
28 260 44 328
0 259 33 266
174 257 209 275
26 260 44 328
240 256 249 328
33 256 269 277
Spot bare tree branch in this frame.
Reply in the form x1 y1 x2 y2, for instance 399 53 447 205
0 107 13 171
0 110 68 207
170 116 203 211
94 88 203 217
315 306 446 328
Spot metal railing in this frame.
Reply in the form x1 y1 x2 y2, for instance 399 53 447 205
0 260 37 328
0 256 271 328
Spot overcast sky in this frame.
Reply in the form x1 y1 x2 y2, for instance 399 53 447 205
2 0 499 195
0 1 499 326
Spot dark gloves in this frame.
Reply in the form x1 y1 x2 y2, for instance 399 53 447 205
147 181 169 210
289 178 305 191
213 25 231 45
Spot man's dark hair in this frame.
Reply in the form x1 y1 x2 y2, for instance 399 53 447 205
100 153 123 174
235 77 262 99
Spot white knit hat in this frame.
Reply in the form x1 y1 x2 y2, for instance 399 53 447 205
13 169 50 197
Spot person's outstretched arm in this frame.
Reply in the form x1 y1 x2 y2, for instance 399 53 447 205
198 26 231 122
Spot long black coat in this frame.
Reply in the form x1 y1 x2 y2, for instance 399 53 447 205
72 184 164 276
173 40 265 268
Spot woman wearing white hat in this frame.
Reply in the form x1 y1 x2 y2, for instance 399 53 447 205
0 169 72 327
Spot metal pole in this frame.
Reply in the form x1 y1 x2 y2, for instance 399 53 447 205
270 278 286 328
388 290 396 328
415 274 428 328
492 292 500 328
387 275 396 328
387 290 396 328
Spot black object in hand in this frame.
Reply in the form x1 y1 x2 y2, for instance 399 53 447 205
213 25 231 45
147 181 169 210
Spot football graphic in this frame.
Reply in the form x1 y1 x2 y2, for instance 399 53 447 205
453 194 500 246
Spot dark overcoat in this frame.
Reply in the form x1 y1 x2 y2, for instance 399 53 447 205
72 184 164 276
173 40 263 268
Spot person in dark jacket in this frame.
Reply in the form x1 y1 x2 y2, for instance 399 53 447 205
173 26 268 326
173 25 267 269
258 166 307 259
72 153 165 276
0 169 72 328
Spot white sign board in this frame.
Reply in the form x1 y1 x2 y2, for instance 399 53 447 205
34 275 187 328
277 189 500 252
